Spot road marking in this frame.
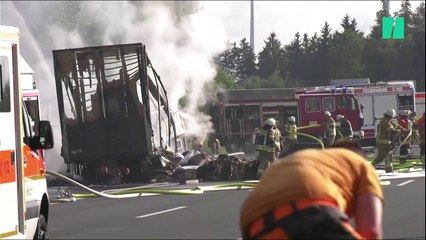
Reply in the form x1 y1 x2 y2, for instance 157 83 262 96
380 173 425 180
397 180 415 186
380 181 391 185
135 206 187 219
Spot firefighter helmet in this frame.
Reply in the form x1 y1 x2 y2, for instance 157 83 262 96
336 114 344 121
400 110 409 116
266 118 276 126
384 109 396 117
288 116 296 122
324 111 331 117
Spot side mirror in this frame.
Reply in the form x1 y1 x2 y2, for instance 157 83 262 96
360 104 365 110
38 120 54 149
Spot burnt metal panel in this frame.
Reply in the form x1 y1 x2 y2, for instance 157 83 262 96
53 43 158 163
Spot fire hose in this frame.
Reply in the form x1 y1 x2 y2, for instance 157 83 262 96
391 128 412 155
295 124 324 148
297 124 345 143
45 126 360 202
46 170 257 201
296 132 324 149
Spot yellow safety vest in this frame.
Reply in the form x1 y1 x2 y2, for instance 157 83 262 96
256 129 276 153
288 124 297 140
325 118 336 136
376 118 399 145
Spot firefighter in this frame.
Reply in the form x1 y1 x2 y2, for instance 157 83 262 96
322 111 336 147
417 112 425 163
255 118 281 178
283 116 298 152
212 138 221 155
273 122 283 159
372 109 402 173
336 114 353 140
398 110 412 163
409 111 420 146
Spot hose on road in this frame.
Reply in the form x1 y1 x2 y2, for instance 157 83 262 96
46 170 257 201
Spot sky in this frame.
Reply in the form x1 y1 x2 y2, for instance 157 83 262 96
200 0 424 53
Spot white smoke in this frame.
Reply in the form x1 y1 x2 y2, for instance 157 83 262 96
1 1 229 171
46 1 228 136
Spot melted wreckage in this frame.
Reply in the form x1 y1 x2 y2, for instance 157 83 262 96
52 43 257 185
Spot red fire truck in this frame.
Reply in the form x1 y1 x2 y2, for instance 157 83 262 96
210 87 364 152
330 79 417 145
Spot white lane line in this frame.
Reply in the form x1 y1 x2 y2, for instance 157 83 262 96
135 206 187 219
380 173 425 180
397 180 415 186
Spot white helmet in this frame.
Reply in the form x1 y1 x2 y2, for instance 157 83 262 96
384 109 396 117
288 116 296 122
324 111 331 117
336 114 344 121
400 110 409 116
266 118 276 126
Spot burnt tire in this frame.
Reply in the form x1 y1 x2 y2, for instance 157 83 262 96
34 214 49 240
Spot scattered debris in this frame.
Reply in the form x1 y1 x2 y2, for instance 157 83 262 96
146 148 259 184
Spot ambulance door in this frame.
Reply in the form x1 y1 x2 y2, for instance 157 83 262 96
0 43 25 238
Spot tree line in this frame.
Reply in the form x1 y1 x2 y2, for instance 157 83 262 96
214 0 425 92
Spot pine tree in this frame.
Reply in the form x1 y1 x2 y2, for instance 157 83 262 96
237 38 257 82
257 32 285 78
285 32 303 85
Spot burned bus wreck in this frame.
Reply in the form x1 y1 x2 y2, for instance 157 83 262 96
53 43 178 184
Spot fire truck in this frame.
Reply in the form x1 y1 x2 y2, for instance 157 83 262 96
1 25 54 239
210 87 364 153
330 79 417 146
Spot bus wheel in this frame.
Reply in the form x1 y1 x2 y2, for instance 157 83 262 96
34 214 49 240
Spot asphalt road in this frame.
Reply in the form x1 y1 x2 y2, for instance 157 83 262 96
48 176 425 239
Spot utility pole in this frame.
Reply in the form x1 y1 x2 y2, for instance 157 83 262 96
383 0 390 16
250 0 255 53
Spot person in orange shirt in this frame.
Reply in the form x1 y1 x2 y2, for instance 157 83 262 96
240 139 383 239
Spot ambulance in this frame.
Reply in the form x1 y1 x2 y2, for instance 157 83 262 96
1 25 54 239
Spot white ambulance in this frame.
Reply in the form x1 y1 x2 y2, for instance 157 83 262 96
1 25 54 239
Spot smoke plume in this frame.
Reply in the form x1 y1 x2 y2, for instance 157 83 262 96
1 1 228 172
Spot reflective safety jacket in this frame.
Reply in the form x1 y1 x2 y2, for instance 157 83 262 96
324 118 336 137
256 129 277 153
288 124 298 140
376 118 400 145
